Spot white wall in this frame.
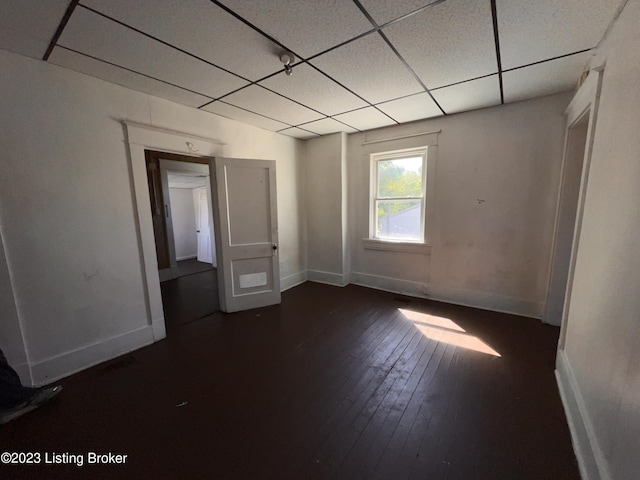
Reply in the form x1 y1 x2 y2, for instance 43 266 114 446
346 93 570 318
0 50 304 385
304 133 349 285
168 188 197 261
0 237 30 384
558 0 640 479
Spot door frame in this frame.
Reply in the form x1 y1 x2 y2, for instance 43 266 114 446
144 149 215 282
542 68 603 350
124 121 224 341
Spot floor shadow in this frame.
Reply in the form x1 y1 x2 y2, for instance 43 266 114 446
160 267 219 330
172 258 214 277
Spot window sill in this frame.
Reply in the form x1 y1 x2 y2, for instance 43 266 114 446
362 238 432 254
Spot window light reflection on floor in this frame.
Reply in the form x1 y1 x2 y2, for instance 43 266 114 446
398 308 501 357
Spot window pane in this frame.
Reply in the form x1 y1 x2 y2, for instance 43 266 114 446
376 199 422 240
377 157 422 198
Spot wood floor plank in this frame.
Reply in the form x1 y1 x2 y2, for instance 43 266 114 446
0 283 580 480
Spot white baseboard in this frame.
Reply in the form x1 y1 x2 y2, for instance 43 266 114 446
152 317 166 341
29 325 156 386
176 255 197 261
350 271 542 318
307 270 349 287
556 349 611 480
281 271 308 292
351 271 426 297
425 283 543 319
12 361 32 387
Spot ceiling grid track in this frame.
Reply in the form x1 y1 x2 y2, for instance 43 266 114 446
351 0 447 116
211 0 399 125
215 100 298 130
77 4 251 83
30 0 613 138
43 0 80 61
489 0 505 104
56 45 216 100
503 48 594 73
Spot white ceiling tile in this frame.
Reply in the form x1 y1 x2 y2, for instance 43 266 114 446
301 118 358 135
49 47 212 108
497 0 620 69
279 128 319 139
222 85 324 125
503 52 592 103
431 75 502 114
58 7 248 99
376 92 442 123
259 64 368 116
310 33 424 104
219 0 373 58
202 101 290 132
383 0 498 89
82 0 282 81
0 0 70 59
358 0 444 26
333 107 396 131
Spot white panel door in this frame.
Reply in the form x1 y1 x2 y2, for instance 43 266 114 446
210 157 280 313
195 187 212 264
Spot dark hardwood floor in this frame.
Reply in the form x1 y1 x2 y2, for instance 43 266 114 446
161 266 219 330
172 258 214 278
0 282 579 480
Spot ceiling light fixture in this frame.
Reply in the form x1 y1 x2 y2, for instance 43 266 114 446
280 51 295 76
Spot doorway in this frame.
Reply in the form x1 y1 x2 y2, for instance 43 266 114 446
543 69 603 350
144 149 220 330
125 121 282 342
543 111 589 326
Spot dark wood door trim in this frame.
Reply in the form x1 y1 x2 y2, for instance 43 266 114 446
144 150 209 270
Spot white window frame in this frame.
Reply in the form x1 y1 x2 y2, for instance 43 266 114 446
367 146 429 250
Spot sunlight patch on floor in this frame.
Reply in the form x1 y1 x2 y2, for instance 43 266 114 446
399 308 501 357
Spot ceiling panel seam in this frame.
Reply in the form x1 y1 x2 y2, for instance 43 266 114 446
253 85 328 117
214 0 399 123
55 45 216 100
377 0 449 29
320 117 361 132
211 0 304 64
303 62 399 124
351 0 446 116
216 100 296 128
376 31 446 116
502 48 594 73
490 0 505 104
301 0 449 66
296 117 361 133
275 126 319 136
430 72 499 91
43 0 80 61
76 3 252 83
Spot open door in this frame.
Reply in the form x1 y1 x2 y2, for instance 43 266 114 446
195 187 213 264
210 157 280 313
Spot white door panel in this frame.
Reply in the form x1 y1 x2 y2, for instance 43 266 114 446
195 187 212 264
210 157 280 313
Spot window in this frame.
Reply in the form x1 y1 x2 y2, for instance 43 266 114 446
370 147 427 243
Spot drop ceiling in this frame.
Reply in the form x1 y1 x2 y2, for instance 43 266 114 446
1 0 622 139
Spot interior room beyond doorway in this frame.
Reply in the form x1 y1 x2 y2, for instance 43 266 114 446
144 150 221 330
